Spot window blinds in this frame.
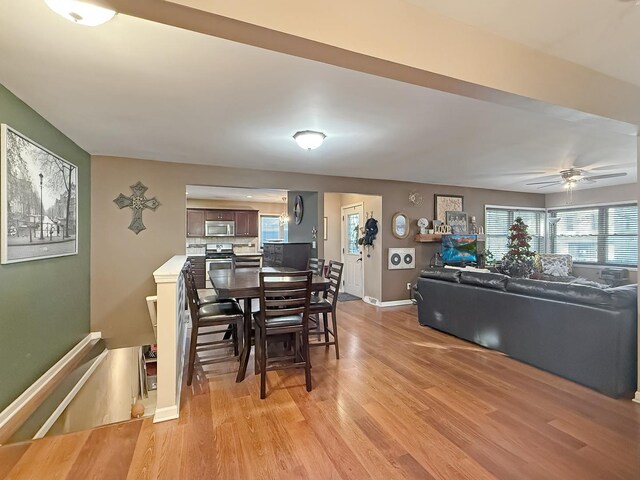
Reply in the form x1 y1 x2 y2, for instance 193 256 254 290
549 204 637 266
485 207 546 259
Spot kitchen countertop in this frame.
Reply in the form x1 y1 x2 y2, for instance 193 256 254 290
233 252 262 257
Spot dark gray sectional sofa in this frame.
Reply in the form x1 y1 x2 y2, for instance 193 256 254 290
415 269 637 397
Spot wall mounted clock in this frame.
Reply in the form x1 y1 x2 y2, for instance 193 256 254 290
294 195 304 225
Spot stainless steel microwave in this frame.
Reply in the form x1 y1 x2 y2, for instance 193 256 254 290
205 220 234 237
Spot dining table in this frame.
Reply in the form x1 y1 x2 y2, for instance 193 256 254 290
209 266 330 382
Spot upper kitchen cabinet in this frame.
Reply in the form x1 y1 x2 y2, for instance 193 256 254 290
186 209 205 237
205 210 235 221
235 210 259 237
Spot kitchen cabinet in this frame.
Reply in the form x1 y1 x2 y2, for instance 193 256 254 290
235 210 259 237
263 242 311 270
187 255 205 288
186 209 205 237
205 210 234 221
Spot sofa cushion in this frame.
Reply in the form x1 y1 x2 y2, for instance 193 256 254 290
420 269 461 283
605 284 638 309
460 271 508 291
506 278 615 307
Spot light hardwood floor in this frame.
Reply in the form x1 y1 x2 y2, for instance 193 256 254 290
1 302 639 479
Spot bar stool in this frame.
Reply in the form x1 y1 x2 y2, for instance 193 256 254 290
307 258 325 277
183 267 244 386
309 260 343 359
254 270 313 399
183 261 219 305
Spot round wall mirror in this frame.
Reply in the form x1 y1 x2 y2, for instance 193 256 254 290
392 212 410 239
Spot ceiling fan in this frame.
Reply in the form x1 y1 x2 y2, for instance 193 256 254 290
526 168 627 190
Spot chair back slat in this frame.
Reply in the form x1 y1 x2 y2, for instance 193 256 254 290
182 261 201 328
307 258 325 277
233 255 262 269
259 271 313 325
324 261 344 308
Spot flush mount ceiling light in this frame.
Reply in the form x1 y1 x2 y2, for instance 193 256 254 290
293 130 326 150
44 0 117 26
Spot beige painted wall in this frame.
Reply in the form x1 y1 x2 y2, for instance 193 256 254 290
91 155 543 347
545 183 637 208
323 193 342 262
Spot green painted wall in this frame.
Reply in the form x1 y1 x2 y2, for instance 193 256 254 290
0 84 90 411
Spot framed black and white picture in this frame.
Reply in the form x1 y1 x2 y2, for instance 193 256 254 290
1 124 78 264
434 194 463 222
445 211 468 235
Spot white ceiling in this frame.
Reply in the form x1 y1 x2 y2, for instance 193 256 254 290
409 0 640 87
0 0 635 194
186 186 287 203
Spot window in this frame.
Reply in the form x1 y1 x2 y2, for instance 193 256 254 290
346 212 360 254
259 215 288 247
549 204 637 266
485 207 546 259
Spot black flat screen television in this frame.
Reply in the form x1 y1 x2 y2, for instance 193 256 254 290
441 234 478 265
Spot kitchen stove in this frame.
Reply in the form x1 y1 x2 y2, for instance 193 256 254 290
205 243 234 271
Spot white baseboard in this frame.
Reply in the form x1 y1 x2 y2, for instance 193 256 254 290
363 296 415 308
34 349 108 439
153 405 179 423
633 391 640 404
0 332 102 432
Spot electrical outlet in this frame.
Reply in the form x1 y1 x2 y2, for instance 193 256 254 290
406 282 412 290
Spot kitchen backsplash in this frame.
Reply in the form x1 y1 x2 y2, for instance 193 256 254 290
186 236 259 255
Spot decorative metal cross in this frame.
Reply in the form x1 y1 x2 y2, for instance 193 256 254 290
113 181 160 234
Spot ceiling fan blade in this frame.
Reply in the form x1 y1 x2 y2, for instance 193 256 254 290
526 180 561 185
589 163 635 172
583 173 628 181
535 182 563 189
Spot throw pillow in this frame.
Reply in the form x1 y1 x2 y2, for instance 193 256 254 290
540 255 571 277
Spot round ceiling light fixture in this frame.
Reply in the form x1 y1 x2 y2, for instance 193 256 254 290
44 0 117 26
293 130 326 150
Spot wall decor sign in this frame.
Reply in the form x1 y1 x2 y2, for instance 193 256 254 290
1 124 78 264
445 211 468 234
113 181 160 234
434 194 463 222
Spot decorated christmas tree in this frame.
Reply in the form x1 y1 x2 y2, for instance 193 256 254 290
499 217 536 278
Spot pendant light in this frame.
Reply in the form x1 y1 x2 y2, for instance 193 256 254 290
279 197 289 226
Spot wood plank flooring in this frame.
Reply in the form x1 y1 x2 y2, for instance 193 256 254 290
2 302 639 479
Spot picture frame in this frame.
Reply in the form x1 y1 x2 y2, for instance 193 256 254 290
323 216 328 240
434 194 463 222
1 124 78 264
445 211 468 235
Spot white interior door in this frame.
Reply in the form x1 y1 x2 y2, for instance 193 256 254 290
341 203 364 298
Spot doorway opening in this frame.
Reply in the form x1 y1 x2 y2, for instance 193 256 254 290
324 193 382 303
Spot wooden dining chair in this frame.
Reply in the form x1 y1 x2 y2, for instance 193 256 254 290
307 258 325 277
183 266 244 386
309 260 343 359
233 255 262 269
183 261 219 305
254 270 313 399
